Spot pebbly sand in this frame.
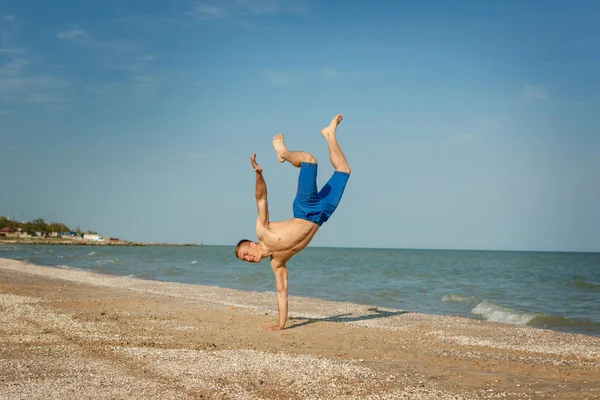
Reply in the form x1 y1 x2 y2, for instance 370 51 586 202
0 257 599 399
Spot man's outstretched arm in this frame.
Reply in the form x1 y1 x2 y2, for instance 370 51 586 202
266 258 288 331
250 153 269 228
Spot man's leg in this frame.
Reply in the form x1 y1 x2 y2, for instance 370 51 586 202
272 135 322 223
272 134 316 167
320 114 351 174
316 114 350 224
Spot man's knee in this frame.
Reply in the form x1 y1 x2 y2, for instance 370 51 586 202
303 153 317 164
337 166 351 175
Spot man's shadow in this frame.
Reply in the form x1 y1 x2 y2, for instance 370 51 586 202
286 307 410 329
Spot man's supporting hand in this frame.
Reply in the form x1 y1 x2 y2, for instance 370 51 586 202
264 325 285 331
250 153 262 173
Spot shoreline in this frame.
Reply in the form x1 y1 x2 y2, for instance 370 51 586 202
0 239 198 246
1 257 599 399
2 247 599 338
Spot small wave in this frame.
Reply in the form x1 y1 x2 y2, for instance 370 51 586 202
95 258 123 265
161 266 185 277
529 314 600 335
56 264 76 270
89 252 96 256
572 279 600 291
471 301 537 326
57 256 64 259
442 294 478 303
191 260 198 265
0 245 23 251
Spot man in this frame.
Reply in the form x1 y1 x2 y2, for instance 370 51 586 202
234 114 351 331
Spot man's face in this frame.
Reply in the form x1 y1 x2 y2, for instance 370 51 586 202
238 242 260 263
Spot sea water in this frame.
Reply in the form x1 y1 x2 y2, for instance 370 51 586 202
1 244 599 336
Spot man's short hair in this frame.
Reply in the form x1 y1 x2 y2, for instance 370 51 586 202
234 239 252 259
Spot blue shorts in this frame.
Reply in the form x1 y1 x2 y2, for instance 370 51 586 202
292 162 350 226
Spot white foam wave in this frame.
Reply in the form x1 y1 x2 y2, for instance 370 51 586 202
95 259 120 265
89 252 96 255
471 301 537 326
441 294 477 303
56 264 80 270
191 260 198 264
0 245 22 251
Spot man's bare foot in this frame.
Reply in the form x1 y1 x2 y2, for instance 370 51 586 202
272 134 287 163
320 114 343 139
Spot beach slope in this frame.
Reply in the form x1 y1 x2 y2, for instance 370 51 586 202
1 257 598 399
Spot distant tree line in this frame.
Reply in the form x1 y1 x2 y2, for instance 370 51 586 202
0 216 97 235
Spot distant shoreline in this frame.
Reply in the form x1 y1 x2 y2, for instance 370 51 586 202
0 239 198 247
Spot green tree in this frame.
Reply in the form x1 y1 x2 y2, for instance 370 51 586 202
23 221 36 234
32 218 47 233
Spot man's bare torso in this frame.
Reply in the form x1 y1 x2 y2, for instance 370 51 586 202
256 218 320 263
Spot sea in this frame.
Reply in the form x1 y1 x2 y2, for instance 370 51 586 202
1 244 599 337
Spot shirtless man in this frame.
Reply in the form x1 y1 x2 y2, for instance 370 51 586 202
234 114 351 330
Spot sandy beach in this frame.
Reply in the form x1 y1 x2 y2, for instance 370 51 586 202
1 257 598 399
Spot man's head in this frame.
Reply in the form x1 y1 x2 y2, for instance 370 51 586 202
235 239 261 263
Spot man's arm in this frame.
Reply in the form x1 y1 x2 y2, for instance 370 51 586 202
250 153 269 229
266 258 288 331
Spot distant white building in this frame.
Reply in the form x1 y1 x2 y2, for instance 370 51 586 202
83 233 103 242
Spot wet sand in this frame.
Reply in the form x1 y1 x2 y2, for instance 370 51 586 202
1 257 599 399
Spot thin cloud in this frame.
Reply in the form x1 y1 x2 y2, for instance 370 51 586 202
0 75 70 106
320 67 359 80
323 67 337 78
57 28 162 86
84 82 122 96
56 29 88 40
0 76 68 91
133 75 164 84
0 48 24 55
236 0 282 14
0 16 71 109
189 0 306 20
57 30 141 54
191 4 226 19
457 113 506 143
134 53 159 62
85 73 168 100
0 56 29 76
106 15 190 30
264 70 289 84
522 85 548 100
1 12 19 47
0 51 70 108
236 0 307 15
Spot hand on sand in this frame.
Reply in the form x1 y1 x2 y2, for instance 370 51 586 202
250 153 262 173
264 325 284 331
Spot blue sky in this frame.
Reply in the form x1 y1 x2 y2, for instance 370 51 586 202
1 0 599 252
